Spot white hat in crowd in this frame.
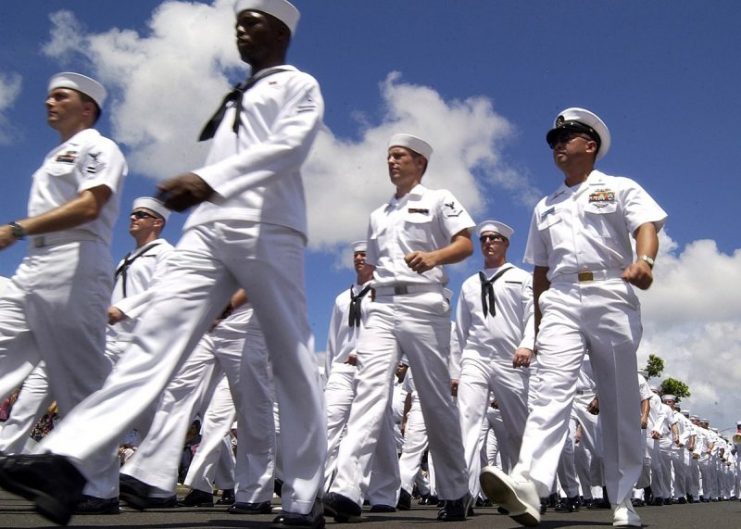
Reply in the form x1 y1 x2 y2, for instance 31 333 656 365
48 72 107 110
661 394 676 403
352 240 367 253
477 219 514 240
388 133 433 161
132 197 171 221
234 0 300 35
546 107 611 160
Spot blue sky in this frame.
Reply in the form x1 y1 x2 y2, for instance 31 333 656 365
1 1 740 431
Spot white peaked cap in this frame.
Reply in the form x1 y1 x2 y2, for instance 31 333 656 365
388 133 433 160
132 197 171 221
477 219 514 239
48 72 107 109
352 240 367 253
547 107 611 160
234 0 300 35
661 394 676 402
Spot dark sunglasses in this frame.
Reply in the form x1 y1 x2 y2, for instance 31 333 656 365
479 234 506 243
130 210 156 219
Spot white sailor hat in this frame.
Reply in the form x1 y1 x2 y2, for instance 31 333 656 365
477 219 514 240
661 394 676 402
388 133 433 160
650 386 660 393
546 107 611 160
638 369 649 378
351 240 367 253
48 72 107 110
737 419 741 426
132 197 171 221
690 415 699 420
234 0 300 35
681 410 690 417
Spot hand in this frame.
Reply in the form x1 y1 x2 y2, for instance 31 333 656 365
641 416 649 429
0 225 18 250
622 259 653 290
450 379 459 397
404 251 437 273
107 306 127 324
587 397 600 415
345 354 358 367
651 431 661 440
156 172 214 212
512 348 533 368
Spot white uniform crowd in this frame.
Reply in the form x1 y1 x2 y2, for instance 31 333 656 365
0 1 738 529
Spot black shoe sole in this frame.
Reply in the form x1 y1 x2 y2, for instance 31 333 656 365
0 466 73 525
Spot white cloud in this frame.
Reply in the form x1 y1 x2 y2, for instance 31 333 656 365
41 2 535 252
637 231 741 433
0 71 22 144
43 1 240 178
304 72 538 250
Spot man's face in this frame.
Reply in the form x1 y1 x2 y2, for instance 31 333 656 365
45 88 91 131
479 231 509 263
235 10 284 64
353 251 367 273
387 146 424 190
550 130 597 168
128 209 161 237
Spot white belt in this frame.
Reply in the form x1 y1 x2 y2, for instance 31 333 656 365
552 268 624 284
31 231 101 248
374 283 443 297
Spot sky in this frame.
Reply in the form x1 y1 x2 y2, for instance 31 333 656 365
0 1 740 433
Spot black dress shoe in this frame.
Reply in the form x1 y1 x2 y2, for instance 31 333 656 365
180 488 214 507
75 495 120 515
324 492 361 522
228 500 273 514
555 495 581 512
119 474 176 509
436 494 469 522
273 500 325 528
216 488 235 505
0 453 86 525
397 488 412 510
369 504 396 513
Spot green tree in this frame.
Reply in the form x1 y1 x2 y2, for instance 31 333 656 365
644 354 665 379
660 377 691 402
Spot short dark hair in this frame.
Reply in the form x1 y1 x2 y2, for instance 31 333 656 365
78 92 102 124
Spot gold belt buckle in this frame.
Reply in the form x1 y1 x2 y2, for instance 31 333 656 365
578 271 594 282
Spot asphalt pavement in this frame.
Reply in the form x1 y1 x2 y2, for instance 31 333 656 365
1 490 740 529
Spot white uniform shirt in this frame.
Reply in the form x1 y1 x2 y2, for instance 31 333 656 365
0 276 9 294
524 170 667 281
637 374 653 401
657 403 675 438
324 283 372 377
187 66 324 239
108 238 174 336
646 392 667 434
28 128 127 244
456 263 535 363
366 184 474 287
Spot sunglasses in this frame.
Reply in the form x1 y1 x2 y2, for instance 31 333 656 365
130 210 156 219
479 234 506 243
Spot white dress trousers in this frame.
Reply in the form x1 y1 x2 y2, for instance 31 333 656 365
40 221 325 514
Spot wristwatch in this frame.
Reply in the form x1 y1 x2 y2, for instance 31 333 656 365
639 255 655 269
8 221 26 240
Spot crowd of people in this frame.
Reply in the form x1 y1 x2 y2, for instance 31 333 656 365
0 1 738 528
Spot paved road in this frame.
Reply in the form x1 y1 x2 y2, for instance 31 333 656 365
2 491 740 529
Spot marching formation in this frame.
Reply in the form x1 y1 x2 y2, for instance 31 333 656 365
0 1 738 529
